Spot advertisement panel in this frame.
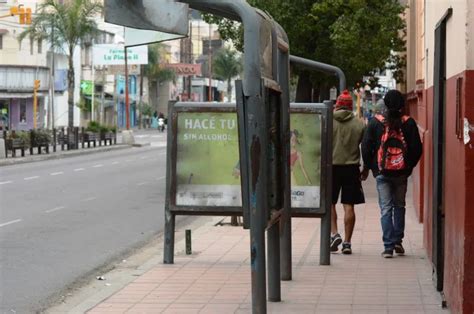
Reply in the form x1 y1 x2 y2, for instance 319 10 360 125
93 44 148 65
289 113 321 208
176 112 241 207
175 111 322 209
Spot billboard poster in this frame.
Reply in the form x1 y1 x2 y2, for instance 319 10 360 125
289 113 321 208
175 111 321 209
176 112 242 206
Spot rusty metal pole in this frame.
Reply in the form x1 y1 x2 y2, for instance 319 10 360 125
125 46 130 130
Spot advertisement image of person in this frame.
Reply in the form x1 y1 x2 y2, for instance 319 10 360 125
290 130 311 186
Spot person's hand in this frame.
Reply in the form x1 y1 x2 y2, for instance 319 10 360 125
360 168 369 181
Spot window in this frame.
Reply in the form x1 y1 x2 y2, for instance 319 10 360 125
38 38 42 54
30 37 34 55
0 35 3 50
19 99 27 124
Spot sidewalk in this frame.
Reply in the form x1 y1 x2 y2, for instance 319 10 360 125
84 178 449 314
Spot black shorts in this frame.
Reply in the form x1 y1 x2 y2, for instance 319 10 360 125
332 165 365 205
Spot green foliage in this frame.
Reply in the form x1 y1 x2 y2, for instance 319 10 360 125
139 102 153 117
213 47 242 81
7 131 31 148
204 0 406 89
31 129 52 145
19 0 103 127
212 47 242 97
86 121 114 134
144 44 176 83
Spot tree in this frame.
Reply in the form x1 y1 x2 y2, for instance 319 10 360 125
204 0 406 101
212 47 243 101
19 0 102 128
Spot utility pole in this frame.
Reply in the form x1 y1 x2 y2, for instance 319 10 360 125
50 18 55 130
91 42 95 122
125 46 130 130
208 24 212 101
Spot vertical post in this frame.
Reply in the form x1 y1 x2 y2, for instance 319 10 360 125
208 24 212 101
267 223 281 302
33 81 38 129
185 229 192 255
320 101 333 265
91 44 95 122
125 46 130 130
53 128 56 152
163 210 175 264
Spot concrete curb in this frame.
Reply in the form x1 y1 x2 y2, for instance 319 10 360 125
46 216 224 314
0 144 133 167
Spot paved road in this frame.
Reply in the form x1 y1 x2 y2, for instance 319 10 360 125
0 132 170 313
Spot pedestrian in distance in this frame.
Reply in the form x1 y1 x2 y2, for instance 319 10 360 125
361 90 422 258
331 90 367 255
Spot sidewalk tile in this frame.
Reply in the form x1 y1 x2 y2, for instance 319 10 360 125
88 177 451 314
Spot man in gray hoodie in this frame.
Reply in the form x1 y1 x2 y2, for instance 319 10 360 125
331 90 366 254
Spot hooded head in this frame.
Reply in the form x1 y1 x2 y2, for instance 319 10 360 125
335 90 353 111
384 90 405 111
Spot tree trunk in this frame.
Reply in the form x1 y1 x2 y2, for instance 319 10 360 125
67 48 75 128
295 71 313 102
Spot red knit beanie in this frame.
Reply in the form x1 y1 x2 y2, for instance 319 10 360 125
335 90 353 110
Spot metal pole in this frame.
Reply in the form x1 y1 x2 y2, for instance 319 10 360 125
208 24 212 101
33 81 37 129
267 223 281 302
289 55 346 93
125 46 130 130
91 43 95 122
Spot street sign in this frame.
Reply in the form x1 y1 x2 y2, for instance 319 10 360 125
104 0 189 36
93 44 148 65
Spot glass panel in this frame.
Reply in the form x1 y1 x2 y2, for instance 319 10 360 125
19 99 27 124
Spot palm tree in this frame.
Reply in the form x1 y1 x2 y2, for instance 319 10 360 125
19 0 102 128
212 47 242 101
141 44 175 115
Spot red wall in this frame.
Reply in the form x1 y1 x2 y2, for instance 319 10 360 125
461 70 474 313
415 70 474 314
443 72 467 314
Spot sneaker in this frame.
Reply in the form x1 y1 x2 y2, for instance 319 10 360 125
330 233 342 252
394 243 405 255
341 242 352 254
382 249 394 258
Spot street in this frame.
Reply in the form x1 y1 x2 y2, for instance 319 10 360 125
0 132 169 313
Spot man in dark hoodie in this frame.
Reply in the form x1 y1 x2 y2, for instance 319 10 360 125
331 90 366 254
361 90 422 258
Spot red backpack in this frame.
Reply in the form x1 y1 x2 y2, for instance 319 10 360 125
375 115 410 174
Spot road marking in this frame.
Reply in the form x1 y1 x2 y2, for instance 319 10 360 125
50 171 64 176
82 197 97 202
24 176 39 181
140 156 148 160
0 219 22 228
156 176 166 181
111 161 120 165
0 181 12 185
92 164 103 168
137 182 148 186
74 168 85 172
45 206 65 214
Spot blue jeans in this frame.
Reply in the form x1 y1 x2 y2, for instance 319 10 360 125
375 174 408 250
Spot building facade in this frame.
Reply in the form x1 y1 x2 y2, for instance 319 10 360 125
404 1 474 313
